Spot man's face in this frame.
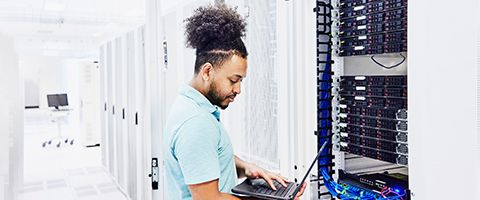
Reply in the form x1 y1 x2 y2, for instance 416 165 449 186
207 55 247 110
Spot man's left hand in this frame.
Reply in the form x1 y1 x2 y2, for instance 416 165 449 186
294 182 307 200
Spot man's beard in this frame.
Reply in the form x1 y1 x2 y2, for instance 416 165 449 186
207 81 229 110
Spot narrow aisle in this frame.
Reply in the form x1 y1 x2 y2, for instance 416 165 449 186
19 109 127 200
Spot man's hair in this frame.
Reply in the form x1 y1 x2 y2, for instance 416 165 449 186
184 3 248 74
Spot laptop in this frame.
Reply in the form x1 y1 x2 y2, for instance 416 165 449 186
232 141 328 200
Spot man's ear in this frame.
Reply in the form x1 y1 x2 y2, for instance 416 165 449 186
200 62 214 81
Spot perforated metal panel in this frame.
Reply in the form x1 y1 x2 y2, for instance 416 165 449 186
240 0 279 170
478 25 480 148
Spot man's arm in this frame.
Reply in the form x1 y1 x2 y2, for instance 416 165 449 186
188 179 240 200
234 155 248 178
188 179 260 200
188 181 305 200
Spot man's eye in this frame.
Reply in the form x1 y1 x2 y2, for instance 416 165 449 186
230 80 238 83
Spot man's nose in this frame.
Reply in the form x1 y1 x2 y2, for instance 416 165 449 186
233 83 241 95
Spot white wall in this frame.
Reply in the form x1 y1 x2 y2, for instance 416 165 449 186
24 79 39 108
23 59 40 108
0 33 23 200
22 56 79 108
21 56 81 130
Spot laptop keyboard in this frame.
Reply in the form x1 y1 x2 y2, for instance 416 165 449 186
252 180 294 197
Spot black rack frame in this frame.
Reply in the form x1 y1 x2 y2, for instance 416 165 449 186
314 0 335 199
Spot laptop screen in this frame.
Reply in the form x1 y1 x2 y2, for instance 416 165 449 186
292 141 328 195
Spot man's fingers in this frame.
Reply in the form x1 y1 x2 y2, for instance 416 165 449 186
264 176 277 190
271 175 288 187
274 173 290 183
251 171 259 178
258 171 277 190
280 175 290 183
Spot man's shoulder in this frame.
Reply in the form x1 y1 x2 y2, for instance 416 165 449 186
167 95 202 121
174 94 201 112
166 95 218 134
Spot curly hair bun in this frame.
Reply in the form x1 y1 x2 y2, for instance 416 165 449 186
185 3 247 52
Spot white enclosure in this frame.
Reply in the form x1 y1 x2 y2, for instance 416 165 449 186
78 60 101 147
408 0 479 199
99 45 109 169
0 33 22 200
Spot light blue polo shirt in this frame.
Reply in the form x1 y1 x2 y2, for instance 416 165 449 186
163 84 237 200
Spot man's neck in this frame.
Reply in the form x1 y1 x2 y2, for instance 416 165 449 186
189 79 207 97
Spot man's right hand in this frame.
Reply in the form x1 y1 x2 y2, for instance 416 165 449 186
243 163 289 190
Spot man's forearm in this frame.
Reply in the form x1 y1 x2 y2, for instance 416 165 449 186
232 194 261 200
238 196 261 200
218 193 242 200
234 155 249 178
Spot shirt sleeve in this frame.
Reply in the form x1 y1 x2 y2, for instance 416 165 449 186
172 115 220 185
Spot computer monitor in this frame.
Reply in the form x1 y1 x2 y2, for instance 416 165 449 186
57 93 68 107
47 94 68 109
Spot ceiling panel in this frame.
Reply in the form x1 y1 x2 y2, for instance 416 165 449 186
0 0 145 58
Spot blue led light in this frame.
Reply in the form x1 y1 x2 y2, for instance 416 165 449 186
391 186 404 194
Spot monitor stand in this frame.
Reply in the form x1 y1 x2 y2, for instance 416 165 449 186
42 109 74 148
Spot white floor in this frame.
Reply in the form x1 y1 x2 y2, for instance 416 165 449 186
19 109 127 200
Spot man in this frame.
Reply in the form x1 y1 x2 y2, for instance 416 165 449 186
163 3 306 200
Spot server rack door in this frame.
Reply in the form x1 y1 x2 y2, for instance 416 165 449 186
114 37 127 189
126 30 138 200
99 46 109 169
136 25 149 200
106 42 117 177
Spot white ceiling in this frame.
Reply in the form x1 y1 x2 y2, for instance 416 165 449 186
0 0 145 58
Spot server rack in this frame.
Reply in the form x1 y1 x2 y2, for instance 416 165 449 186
315 0 410 199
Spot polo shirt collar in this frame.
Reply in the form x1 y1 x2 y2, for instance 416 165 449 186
180 84 221 121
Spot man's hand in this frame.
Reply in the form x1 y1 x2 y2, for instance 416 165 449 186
243 162 289 190
294 182 307 200
234 156 308 199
